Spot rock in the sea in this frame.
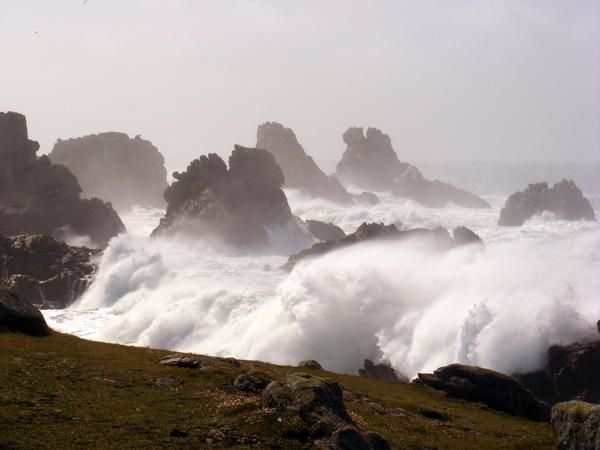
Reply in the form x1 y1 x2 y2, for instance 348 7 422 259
335 127 490 208
359 359 407 383
551 401 600 450
49 132 168 210
417 364 549 421
0 288 49 336
452 226 483 246
0 112 125 247
153 145 307 248
256 122 353 204
298 360 324 371
499 179 596 226
0 234 99 308
517 339 600 405
305 220 346 242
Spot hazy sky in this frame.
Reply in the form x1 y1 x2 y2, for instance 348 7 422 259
1 0 599 173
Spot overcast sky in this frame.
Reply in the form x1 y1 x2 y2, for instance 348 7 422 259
1 0 599 172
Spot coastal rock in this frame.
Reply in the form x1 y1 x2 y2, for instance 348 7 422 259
499 179 596 226
359 359 407 383
335 127 490 208
417 364 549 421
305 220 346 242
0 112 125 247
0 234 98 308
49 132 168 210
298 360 324 371
0 288 49 336
452 226 483 246
159 354 200 369
551 401 600 450
256 122 353 204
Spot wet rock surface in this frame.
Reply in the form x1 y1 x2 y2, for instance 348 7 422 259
499 179 596 226
551 401 600 450
305 220 346 242
0 112 124 247
335 127 490 208
0 288 49 336
49 132 168 211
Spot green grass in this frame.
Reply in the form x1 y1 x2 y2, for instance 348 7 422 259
0 332 554 449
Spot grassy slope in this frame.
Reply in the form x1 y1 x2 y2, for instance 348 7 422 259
0 332 554 449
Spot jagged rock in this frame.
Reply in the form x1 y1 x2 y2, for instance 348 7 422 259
0 112 124 247
499 180 596 226
335 127 490 208
359 359 407 383
305 220 345 242
256 122 353 204
153 145 306 248
416 364 549 421
551 401 600 450
298 360 324 371
452 226 483 246
0 288 49 336
517 340 600 405
234 370 273 393
49 132 168 210
159 354 200 369
0 234 99 308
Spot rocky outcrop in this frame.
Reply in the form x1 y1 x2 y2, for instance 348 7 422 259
359 359 407 383
0 112 124 247
234 370 274 393
0 288 49 336
0 234 98 308
153 145 306 248
551 401 600 450
298 360 324 371
417 364 549 421
263 373 390 449
499 180 596 226
305 220 345 242
49 132 168 210
256 122 354 204
517 340 600 405
452 226 483 246
335 127 490 208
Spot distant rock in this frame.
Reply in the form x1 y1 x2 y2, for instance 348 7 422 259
49 132 168 211
298 360 324 371
0 234 99 308
0 112 125 247
417 364 549 421
335 127 490 208
551 401 600 450
305 220 346 242
153 145 307 248
159 354 200 369
0 288 49 336
452 226 483 246
499 179 596 226
359 359 407 383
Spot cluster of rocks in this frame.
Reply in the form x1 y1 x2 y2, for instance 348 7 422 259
49 132 169 211
153 145 304 248
335 127 490 208
0 112 124 247
0 234 98 308
0 288 49 336
499 179 596 226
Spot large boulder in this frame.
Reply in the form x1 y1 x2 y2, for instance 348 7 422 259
0 112 125 247
416 364 549 421
335 127 490 208
256 122 353 204
499 180 596 226
49 132 168 210
153 145 305 248
0 288 49 336
551 401 600 450
0 234 98 308
305 220 346 242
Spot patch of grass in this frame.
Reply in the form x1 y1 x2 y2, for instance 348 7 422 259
0 332 555 449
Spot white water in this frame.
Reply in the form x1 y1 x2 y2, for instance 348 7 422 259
43 189 600 378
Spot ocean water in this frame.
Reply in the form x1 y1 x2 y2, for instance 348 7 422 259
43 187 600 378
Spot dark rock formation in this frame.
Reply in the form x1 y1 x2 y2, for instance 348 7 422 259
263 373 389 449
49 132 168 210
0 234 99 308
0 112 124 247
517 340 600 405
298 360 324 371
153 145 305 248
499 179 596 226
305 220 345 242
359 359 407 383
159 354 201 369
234 370 274 393
256 122 353 204
0 288 49 336
335 127 490 208
551 401 600 450
452 226 483 246
417 364 549 421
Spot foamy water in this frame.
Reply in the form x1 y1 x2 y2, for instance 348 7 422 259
43 189 600 378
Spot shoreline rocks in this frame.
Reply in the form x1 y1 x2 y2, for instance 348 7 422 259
0 288 50 336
